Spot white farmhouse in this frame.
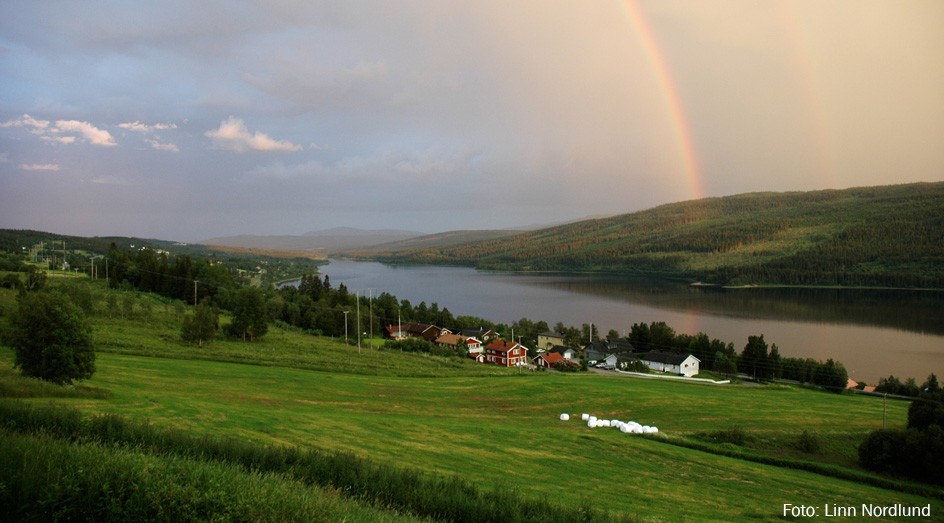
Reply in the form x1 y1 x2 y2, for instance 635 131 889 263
641 351 701 377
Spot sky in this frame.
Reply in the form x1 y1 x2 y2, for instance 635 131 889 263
1 1 942 242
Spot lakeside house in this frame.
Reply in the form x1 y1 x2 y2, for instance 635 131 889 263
459 327 500 343
533 351 566 368
641 351 700 377
547 345 578 361
435 333 483 355
385 322 451 341
484 340 529 367
537 331 566 351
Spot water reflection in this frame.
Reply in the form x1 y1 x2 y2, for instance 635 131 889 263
527 275 944 336
320 260 944 383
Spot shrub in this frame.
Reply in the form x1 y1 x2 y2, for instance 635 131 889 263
704 427 748 446
859 427 944 484
793 430 821 454
907 392 944 431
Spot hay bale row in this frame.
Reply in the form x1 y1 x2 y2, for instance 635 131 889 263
562 413 659 434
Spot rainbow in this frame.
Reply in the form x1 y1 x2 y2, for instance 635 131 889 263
616 0 703 200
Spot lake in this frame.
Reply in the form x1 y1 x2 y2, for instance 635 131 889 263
319 259 944 384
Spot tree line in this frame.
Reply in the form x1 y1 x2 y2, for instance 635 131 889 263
375 182 944 288
859 377 944 484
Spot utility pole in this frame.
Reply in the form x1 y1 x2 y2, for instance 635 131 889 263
343 310 350 344
356 290 361 353
883 393 887 429
369 288 374 352
194 280 198 306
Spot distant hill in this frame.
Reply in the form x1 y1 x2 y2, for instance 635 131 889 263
365 182 944 288
345 229 520 254
199 228 424 253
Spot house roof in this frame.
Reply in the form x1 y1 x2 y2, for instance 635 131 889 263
642 350 699 366
459 327 496 338
536 352 566 364
435 333 466 346
548 345 577 355
486 340 525 353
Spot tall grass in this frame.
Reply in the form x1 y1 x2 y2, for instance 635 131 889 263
0 402 634 523
0 429 420 522
0 367 111 399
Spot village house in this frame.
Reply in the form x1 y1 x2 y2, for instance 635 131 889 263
547 345 578 361
484 340 529 367
641 350 700 377
533 351 567 368
385 322 451 342
537 331 566 351
458 327 499 343
435 333 483 355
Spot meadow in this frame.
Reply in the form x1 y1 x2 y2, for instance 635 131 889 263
1 280 942 521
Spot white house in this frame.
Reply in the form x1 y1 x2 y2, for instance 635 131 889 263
548 345 578 361
641 351 700 377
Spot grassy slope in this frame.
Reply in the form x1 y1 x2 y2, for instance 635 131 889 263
1 282 942 521
367 182 944 286
3 350 939 522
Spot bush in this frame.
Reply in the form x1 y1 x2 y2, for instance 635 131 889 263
907 392 944 431
704 427 748 446
859 427 944 484
792 430 821 454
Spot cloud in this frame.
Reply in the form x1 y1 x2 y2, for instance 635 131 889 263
205 116 302 153
88 175 132 185
146 138 179 152
53 119 116 146
248 148 469 182
20 163 60 171
119 120 178 132
1 114 50 131
1 114 115 146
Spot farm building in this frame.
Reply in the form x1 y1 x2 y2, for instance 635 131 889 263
641 351 700 377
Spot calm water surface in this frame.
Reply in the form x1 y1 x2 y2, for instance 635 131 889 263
320 259 944 384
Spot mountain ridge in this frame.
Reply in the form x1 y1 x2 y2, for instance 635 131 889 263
358 182 944 288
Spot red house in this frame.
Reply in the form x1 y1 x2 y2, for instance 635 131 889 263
533 351 566 368
484 340 528 367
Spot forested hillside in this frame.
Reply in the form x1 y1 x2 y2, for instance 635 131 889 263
369 183 944 288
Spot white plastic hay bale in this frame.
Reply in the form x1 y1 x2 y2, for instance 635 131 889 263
560 413 570 421
588 416 597 424
632 425 644 434
651 426 659 433
581 413 590 421
620 424 631 433
587 420 596 428
600 419 610 427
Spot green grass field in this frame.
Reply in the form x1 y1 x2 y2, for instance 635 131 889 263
1 280 942 521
